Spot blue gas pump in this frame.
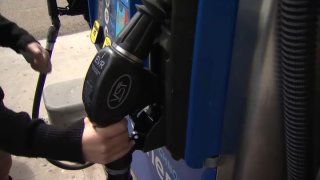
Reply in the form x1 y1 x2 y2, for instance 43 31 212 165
86 0 141 49
85 0 239 180
38 0 320 179
38 0 240 179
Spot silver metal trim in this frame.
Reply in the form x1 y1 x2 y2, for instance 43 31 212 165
112 44 143 64
46 43 54 51
204 157 219 168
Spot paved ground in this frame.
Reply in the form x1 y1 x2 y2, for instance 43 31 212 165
0 30 108 179
0 0 90 40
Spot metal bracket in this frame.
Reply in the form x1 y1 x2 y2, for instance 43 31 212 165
204 156 220 168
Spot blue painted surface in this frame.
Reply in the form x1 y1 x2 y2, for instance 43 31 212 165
120 0 130 7
129 0 141 17
115 0 128 35
87 0 136 41
201 168 217 180
185 0 239 168
131 148 208 180
87 0 98 27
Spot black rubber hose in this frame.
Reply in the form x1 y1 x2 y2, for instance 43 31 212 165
278 0 318 179
32 0 94 171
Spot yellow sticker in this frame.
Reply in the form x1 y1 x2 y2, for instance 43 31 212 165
103 37 112 48
90 20 101 44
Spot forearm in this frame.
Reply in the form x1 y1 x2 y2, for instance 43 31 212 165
0 14 37 52
0 92 84 162
29 120 85 163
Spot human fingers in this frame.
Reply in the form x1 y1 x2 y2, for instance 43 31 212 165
84 117 91 125
101 130 133 153
41 48 51 72
27 43 51 73
26 43 42 57
82 131 133 164
104 141 135 164
33 46 51 73
94 118 128 138
97 138 134 164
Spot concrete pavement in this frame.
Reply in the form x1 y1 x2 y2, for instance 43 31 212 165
0 0 90 40
0 31 107 180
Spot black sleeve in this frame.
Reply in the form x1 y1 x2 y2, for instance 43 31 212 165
0 14 37 53
0 87 85 163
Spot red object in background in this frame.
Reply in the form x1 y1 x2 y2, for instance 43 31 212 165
125 9 129 25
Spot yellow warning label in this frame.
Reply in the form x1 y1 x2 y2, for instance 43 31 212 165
90 20 101 44
103 37 112 48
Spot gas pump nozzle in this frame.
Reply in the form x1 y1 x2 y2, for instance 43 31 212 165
82 5 162 179
83 5 161 127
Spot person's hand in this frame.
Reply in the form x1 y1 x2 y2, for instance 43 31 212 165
81 117 134 164
25 42 51 73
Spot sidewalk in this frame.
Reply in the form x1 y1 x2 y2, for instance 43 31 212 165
0 31 106 180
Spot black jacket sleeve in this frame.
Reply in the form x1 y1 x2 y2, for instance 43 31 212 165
0 14 37 53
0 87 85 163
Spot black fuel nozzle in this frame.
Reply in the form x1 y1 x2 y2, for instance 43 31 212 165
114 5 161 60
82 4 162 180
129 104 163 151
83 5 162 127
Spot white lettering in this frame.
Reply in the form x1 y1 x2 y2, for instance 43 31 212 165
166 172 172 180
110 81 127 102
94 56 105 69
150 151 155 165
147 150 180 180
155 156 164 180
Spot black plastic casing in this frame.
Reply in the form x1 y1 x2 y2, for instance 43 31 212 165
83 5 161 127
82 47 159 127
115 5 161 60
